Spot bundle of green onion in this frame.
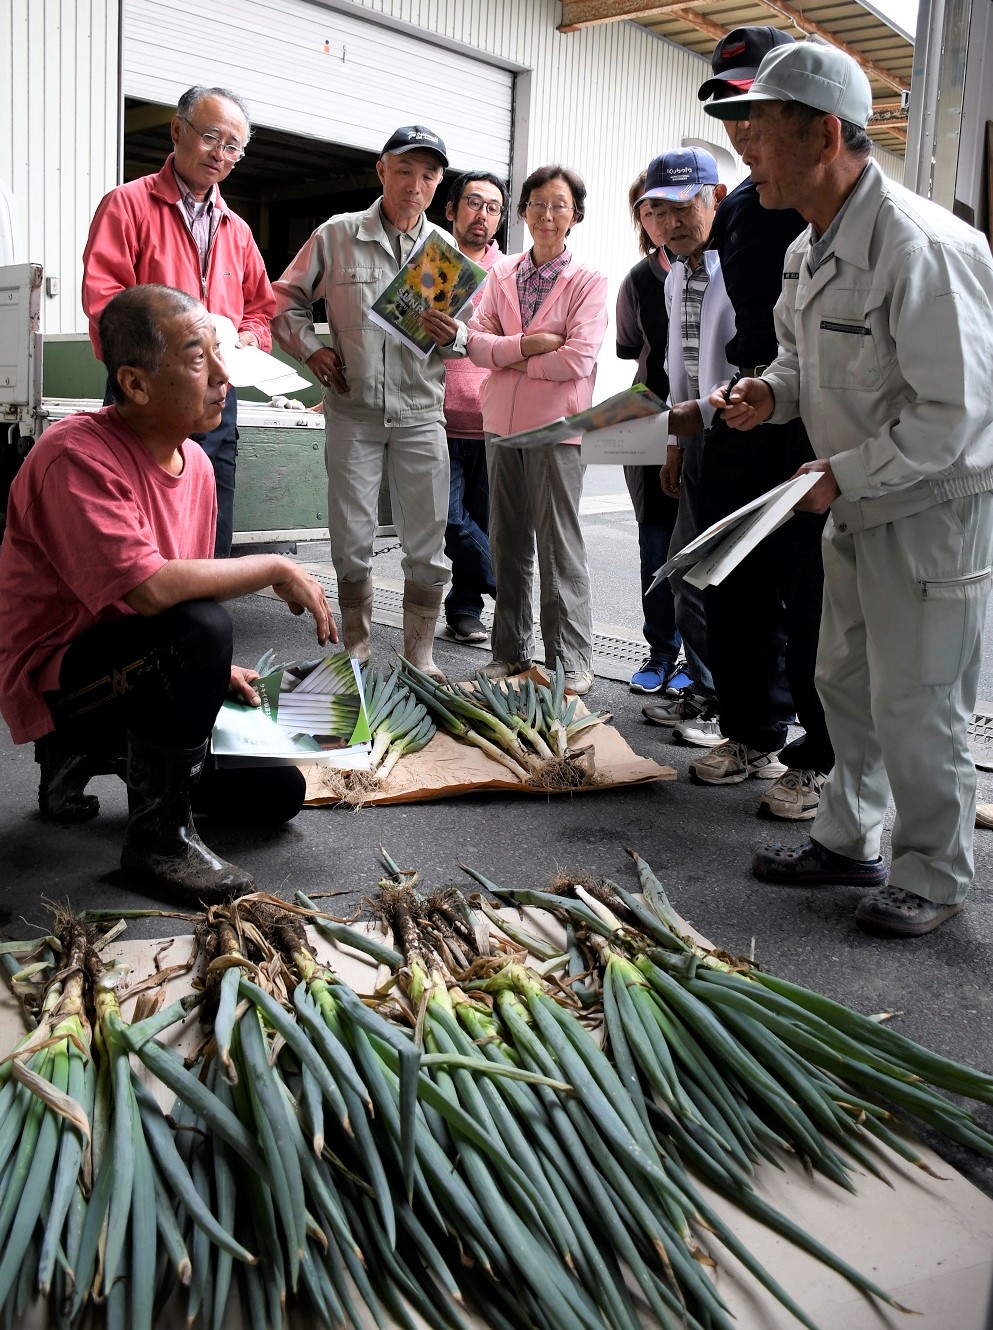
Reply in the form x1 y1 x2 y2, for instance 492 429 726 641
399 657 610 786
362 664 436 778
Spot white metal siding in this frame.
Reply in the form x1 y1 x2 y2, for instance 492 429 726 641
338 0 907 394
122 0 513 176
0 0 118 337
328 0 750 393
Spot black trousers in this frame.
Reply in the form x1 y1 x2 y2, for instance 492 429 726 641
43 600 305 825
700 416 834 771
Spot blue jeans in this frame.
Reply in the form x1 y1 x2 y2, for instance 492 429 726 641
444 436 495 620
638 519 680 669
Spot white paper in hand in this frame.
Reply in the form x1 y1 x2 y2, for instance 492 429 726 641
648 472 821 594
211 314 311 394
580 413 669 465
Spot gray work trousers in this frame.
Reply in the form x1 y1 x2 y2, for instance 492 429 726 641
325 416 450 587
484 437 593 674
812 494 993 905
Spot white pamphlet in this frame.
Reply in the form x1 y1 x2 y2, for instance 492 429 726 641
580 413 670 465
649 472 821 593
211 314 311 395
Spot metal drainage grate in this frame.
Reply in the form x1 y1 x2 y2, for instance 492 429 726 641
969 702 993 771
297 571 648 684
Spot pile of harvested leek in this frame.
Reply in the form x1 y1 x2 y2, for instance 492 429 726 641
3 853 993 1330
400 657 610 787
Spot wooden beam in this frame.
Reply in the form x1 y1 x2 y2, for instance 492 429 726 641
558 0 700 32
665 6 726 40
558 0 910 100
748 0 909 94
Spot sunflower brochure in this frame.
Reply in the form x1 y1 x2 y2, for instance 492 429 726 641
211 649 372 769
369 228 486 358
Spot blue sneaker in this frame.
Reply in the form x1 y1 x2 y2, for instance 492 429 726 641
665 664 694 696
629 659 670 694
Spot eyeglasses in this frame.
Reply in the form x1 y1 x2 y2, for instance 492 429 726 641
525 200 574 216
180 117 245 162
463 194 504 217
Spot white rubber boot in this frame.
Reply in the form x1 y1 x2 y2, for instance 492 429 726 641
337 575 374 663
402 582 445 681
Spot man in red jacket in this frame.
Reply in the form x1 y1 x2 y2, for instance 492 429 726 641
441 170 508 642
82 85 275 558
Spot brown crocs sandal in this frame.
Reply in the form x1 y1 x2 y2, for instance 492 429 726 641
855 885 963 938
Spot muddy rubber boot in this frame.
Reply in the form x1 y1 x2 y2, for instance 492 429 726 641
402 582 445 681
337 575 374 663
120 733 254 905
35 735 124 823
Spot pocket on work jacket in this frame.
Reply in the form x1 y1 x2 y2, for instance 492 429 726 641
816 287 895 391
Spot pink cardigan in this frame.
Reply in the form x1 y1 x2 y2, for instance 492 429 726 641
467 253 608 443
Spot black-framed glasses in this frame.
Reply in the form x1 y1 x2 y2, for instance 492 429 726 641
180 117 245 162
463 193 504 217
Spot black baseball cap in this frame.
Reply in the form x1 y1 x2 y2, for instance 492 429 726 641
697 25 795 101
380 125 449 168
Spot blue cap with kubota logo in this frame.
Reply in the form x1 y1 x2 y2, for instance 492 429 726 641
635 148 720 207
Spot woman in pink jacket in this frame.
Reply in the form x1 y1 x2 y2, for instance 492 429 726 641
467 165 608 695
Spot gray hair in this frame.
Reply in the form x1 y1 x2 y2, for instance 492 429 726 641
698 185 717 209
101 285 202 403
176 85 252 142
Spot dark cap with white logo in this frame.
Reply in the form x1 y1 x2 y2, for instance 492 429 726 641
636 147 720 206
380 125 449 168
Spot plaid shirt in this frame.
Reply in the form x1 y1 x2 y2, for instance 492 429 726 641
679 257 711 399
516 248 573 330
174 167 217 277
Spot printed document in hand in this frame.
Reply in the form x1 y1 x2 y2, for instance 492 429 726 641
211 314 311 395
580 412 669 466
369 228 486 359
212 650 372 769
493 385 667 450
648 472 820 593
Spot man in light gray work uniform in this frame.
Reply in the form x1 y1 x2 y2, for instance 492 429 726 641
709 38 993 937
272 125 465 678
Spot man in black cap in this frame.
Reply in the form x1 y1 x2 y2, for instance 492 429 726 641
273 125 464 679
682 27 834 819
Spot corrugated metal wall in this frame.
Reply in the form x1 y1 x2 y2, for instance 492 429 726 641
335 0 905 394
123 0 514 176
0 0 119 337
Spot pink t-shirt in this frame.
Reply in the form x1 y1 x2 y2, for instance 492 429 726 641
0 406 216 743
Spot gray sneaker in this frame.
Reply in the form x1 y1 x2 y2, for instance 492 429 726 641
642 690 709 728
673 705 725 748
757 769 827 820
689 741 787 784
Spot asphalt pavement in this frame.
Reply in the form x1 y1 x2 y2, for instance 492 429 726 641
2 465 993 1208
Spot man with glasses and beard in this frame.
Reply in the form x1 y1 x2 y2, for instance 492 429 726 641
440 171 508 644
82 85 274 559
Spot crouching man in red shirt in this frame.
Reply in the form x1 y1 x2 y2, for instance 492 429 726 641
0 284 337 904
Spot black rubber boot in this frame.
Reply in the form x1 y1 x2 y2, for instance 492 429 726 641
120 733 254 905
35 736 124 823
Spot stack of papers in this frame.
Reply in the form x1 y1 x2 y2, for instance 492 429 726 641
650 472 821 591
212 314 311 396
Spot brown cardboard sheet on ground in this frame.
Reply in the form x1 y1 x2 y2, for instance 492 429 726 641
5 923 993 1330
304 705 675 806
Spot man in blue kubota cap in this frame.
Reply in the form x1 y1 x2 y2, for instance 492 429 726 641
708 37 993 937
653 26 836 829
